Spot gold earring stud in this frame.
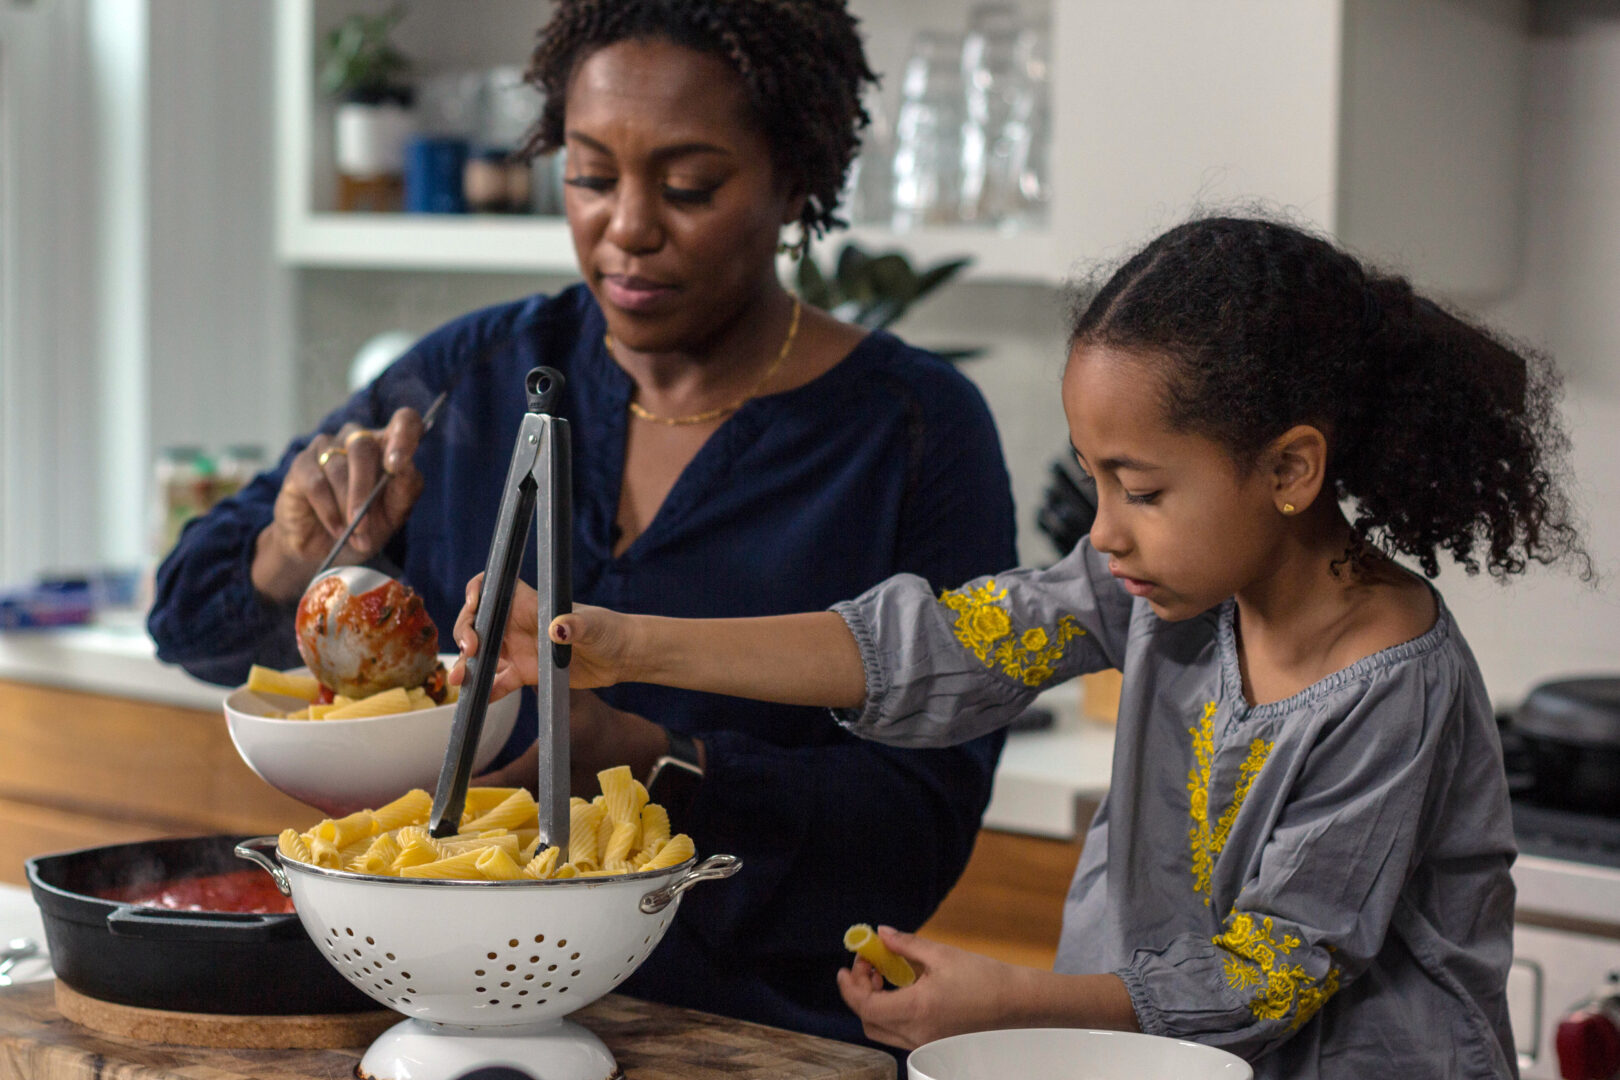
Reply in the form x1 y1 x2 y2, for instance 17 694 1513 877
1282 502 1296 515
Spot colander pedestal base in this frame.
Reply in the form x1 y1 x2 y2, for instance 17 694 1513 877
357 1016 619 1080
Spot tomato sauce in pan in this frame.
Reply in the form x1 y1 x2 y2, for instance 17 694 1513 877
96 869 294 914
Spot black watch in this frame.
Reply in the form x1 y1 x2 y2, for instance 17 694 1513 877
646 729 704 817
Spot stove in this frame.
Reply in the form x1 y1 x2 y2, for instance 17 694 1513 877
1508 796 1620 1079
1515 802 1620 872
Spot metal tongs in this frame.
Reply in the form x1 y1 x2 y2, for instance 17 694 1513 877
430 367 572 849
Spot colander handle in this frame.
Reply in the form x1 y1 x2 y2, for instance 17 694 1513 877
234 836 293 897
639 854 742 914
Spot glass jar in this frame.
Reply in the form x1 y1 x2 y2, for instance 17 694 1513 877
890 30 967 232
152 447 215 559
216 444 267 503
960 2 1043 228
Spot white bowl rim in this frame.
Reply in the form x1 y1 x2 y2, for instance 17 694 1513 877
908 1026 1253 1068
224 654 497 727
224 686 517 728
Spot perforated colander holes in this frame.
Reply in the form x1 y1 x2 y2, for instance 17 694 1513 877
323 931 416 1005
613 926 663 983
471 934 572 1010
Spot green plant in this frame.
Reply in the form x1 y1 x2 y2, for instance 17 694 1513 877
317 5 412 105
794 243 985 361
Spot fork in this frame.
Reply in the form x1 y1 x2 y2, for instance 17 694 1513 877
0 936 39 987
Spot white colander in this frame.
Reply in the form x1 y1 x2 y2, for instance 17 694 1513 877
237 836 740 1080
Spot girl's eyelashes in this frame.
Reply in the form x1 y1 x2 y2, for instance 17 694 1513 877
1123 490 1161 506
564 175 614 192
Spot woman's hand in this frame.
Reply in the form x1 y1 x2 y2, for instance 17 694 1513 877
835 928 1029 1051
449 577 641 699
251 409 427 603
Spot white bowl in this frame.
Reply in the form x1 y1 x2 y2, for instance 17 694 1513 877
224 657 520 817
908 1028 1253 1080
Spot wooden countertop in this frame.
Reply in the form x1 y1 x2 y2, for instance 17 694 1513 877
0 981 895 1080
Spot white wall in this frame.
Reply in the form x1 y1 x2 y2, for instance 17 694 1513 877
1439 0 1620 708
0 0 289 584
145 0 291 519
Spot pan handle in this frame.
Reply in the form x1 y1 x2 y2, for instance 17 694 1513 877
105 904 287 942
234 836 293 897
639 854 742 914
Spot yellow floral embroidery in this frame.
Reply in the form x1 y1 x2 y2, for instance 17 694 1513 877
1187 702 1218 898
939 580 1086 688
1214 909 1341 1028
1186 702 1274 903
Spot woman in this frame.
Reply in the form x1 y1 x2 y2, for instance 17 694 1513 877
148 0 1017 1052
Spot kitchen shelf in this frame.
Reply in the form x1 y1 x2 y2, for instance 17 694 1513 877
275 0 1071 281
279 211 1069 281
282 212 576 274
276 0 1531 296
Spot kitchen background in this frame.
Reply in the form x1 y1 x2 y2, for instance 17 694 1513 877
6 0 1604 706
3 2 1620 1074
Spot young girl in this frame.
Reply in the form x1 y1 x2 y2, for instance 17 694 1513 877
451 217 1587 1079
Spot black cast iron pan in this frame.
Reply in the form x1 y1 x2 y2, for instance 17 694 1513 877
26 834 374 1014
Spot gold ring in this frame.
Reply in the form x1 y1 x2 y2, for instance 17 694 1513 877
343 428 379 450
317 447 347 467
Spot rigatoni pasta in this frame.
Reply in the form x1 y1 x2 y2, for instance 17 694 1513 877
245 663 458 720
844 923 918 987
275 767 697 882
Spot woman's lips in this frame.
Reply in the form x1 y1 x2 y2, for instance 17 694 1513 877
601 274 677 313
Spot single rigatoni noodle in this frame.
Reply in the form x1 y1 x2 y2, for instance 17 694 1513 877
843 924 917 988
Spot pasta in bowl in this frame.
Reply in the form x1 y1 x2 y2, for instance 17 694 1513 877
234 770 741 1080
223 655 519 817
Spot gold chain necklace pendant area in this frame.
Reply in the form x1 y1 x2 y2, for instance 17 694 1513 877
607 298 803 426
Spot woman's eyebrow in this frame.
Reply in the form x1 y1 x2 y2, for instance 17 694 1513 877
565 130 732 163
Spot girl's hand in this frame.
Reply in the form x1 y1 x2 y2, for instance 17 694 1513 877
252 409 427 603
836 927 1025 1051
450 577 640 697
449 573 540 701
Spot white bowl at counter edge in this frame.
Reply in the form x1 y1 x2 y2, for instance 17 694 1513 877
907 1027 1252 1080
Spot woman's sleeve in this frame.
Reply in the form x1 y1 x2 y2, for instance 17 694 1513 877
1116 662 1472 1060
832 539 1132 748
145 338 459 685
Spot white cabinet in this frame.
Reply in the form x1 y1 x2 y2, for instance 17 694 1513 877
1054 0 1529 299
275 0 1527 296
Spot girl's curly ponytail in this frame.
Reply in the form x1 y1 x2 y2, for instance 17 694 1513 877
1073 216 1589 580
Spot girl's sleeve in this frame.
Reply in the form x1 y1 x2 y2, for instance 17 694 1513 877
831 539 1133 747
1116 659 1483 1061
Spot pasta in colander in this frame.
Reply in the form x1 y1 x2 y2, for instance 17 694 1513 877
277 765 695 881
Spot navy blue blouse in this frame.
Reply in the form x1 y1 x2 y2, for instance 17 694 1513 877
149 283 1018 1047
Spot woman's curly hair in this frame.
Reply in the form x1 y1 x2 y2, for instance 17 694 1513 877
1072 216 1590 580
519 0 877 240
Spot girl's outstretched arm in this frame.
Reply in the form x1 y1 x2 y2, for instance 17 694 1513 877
837 926 1138 1050
449 572 867 709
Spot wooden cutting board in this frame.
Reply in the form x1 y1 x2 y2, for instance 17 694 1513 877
0 980 895 1080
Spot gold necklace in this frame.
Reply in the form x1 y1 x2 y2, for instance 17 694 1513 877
606 298 802 426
